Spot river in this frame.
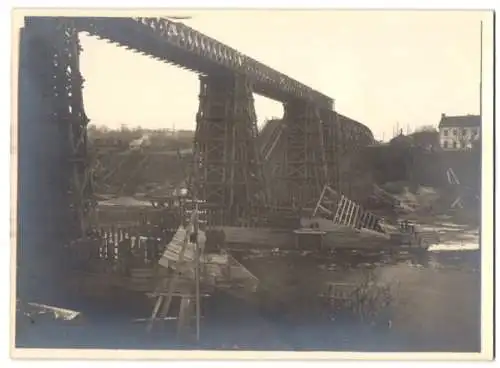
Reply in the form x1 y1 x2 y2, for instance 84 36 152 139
15 216 481 353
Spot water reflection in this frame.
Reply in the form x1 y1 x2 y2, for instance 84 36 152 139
16 241 480 353
231 245 480 352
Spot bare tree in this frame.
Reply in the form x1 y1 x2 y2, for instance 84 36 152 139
414 125 437 133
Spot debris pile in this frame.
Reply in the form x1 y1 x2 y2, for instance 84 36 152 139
319 270 398 326
370 181 442 215
16 300 83 331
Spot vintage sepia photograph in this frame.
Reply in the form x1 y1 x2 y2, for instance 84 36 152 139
11 8 494 359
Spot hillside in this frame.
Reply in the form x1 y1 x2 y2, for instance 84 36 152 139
88 126 194 196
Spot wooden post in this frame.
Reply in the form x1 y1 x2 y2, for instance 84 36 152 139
193 173 201 342
177 296 190 336
352 205 361 229
313 185 327 217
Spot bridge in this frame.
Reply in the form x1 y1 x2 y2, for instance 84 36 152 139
18 16 374 244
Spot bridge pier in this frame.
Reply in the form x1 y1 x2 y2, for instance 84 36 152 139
328 112 375 202
346 121 376 202
282 101 327 210
195 74 266 226
17 18 92 303
320 109 340 192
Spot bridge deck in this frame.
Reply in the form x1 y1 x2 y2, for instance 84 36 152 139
26 16 333 109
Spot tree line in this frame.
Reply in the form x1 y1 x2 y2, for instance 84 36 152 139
87 124 195 151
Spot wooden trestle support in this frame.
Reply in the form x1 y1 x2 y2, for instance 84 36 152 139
194 74 267 226
282 101 328 210
321 110 340 195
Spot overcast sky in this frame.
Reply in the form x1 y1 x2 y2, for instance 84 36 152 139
77 10 491 140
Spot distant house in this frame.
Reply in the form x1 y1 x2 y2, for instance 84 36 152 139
129 133 151 150
438 113 481 150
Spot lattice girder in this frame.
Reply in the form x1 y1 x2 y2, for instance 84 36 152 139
29 16 336 109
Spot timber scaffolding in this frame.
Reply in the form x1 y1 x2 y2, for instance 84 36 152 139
18 15 375 243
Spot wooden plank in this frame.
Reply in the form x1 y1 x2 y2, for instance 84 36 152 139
357 210 366 229
333 196 345 223
312 185 328 217
343 198 352 225
346 200 355 227
351 204 360 228
318 204 332 215
325 185 338 198
451 196 464 209
342 199 352 226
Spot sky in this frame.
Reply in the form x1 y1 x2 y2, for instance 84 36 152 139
76 10 491 140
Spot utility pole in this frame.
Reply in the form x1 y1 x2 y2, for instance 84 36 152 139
192 148 201 342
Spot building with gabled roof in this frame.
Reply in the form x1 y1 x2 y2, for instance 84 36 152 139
438 113 481 150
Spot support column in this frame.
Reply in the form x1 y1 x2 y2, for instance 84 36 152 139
17 17 93 304
347 123 376 203
333 112 342 193
320 109 338 190
337 114 352 197
63 23 95 238
282 101 327 209
194 74 266 226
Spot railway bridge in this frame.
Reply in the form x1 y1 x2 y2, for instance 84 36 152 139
18 16 374 245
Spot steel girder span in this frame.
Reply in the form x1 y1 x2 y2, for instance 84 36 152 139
49 16 333 109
